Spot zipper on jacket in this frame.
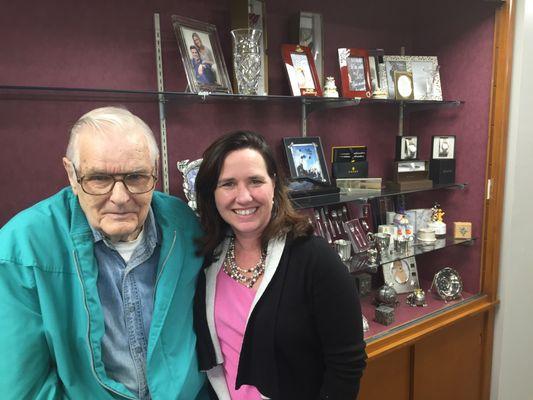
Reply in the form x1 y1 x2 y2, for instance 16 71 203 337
73 250 137 400
152 230 177 304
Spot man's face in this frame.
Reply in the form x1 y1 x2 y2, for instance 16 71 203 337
63 126 155 243
190 48 200 61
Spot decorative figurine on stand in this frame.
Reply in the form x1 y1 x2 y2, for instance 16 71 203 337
406 288 428 307
427 202 446 238
323 76 339 97
393 211 414 253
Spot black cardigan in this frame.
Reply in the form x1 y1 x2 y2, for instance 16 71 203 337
194 235 367 400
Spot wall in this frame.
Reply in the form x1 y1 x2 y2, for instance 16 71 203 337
491 0 533 398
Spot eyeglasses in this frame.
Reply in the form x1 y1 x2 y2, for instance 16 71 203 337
74 169 157 195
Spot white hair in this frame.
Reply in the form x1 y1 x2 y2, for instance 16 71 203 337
66 106 160 167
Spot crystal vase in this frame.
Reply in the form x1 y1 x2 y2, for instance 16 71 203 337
231 29 262 95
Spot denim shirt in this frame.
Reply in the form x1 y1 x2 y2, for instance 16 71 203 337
92 208 160 400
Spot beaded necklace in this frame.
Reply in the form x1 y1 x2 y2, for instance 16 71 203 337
223 236 267 289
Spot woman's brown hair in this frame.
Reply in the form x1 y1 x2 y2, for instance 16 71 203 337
195 130 313 256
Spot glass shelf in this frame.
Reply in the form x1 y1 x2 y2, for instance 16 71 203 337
346 236 476 274
290 182 467 209
0 85 464 112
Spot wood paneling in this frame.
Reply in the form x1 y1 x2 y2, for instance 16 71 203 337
359 346 411 400
413 314 484 400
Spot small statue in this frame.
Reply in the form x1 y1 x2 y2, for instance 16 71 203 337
428 202 446 238
323 76 339 98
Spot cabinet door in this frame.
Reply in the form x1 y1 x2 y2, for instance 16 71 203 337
358 346 410 400
413 314 484 400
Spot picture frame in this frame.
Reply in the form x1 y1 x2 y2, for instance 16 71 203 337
383 55 442 100
291 12 324 88
395 135 418 160
282 44 322 96
171 15 233 94
383 56 408 99
230 0 268 95
283 136 330 184
367 48 387 96
394 71 414 100
177 158 203 211
431 135 456 159
382 256 420 294
338 48 372 98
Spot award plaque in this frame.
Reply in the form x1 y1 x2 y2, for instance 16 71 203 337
177 158 203 212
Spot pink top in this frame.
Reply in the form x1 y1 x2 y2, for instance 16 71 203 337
214 268 262 400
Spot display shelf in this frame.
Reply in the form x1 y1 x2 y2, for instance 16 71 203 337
362 281 480 342
290 182 467 209
0 85 463 110
347 236 476 274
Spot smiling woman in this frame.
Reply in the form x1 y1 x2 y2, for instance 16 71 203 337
193 130 367 400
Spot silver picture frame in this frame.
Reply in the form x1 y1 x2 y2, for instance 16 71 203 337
171 15 233 94
383 55 442 100
382 256 420 294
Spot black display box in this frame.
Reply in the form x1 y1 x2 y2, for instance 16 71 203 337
332 160 368 179
430 159 456 184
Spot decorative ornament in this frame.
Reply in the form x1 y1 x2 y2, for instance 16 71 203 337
323 76 339 98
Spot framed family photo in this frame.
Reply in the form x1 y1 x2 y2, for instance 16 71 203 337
338 48 372 98
171 15 233 93
281 44 322 96
283 136 330 184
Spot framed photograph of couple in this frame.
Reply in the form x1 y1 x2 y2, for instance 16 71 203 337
281 44 322 97
283 136 330 184
338 48 372 99
171 15 233 93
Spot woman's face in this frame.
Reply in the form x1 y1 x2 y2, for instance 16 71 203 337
214 148 275 241
193 34 202 47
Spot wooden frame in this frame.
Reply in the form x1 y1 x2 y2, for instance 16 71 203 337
282 44 322 96
171 15 233 93
338 48 372 98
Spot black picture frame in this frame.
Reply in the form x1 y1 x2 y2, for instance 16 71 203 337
431 135 456 159
283 136 330 184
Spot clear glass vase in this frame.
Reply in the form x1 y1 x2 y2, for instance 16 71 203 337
231 29 262 95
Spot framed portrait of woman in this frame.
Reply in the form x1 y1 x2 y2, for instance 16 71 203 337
172 15 233 93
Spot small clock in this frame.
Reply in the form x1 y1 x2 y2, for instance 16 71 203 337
430 267 463 302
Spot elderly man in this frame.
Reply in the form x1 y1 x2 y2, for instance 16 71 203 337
0 107 208 399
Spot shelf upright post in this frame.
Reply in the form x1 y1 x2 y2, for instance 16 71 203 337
301 100 307 137
398 45 406 137
154 13 170 194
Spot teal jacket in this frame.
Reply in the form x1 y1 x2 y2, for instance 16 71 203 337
0 188 207 399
